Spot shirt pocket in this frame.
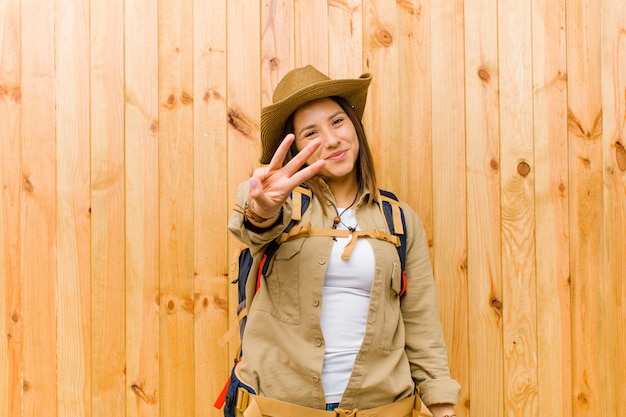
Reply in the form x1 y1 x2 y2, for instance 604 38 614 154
265 238 304 324
379 260 405 350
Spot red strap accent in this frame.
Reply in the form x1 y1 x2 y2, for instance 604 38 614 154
256 253 267 292
399 270 408 297
213 375 230 409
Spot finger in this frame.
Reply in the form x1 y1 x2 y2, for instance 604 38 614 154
248 167 268 199
266 133 295 171
282 138 321 175
286 159 326 189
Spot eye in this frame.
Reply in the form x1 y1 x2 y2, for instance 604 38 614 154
303 130 317 139
332 117 344 126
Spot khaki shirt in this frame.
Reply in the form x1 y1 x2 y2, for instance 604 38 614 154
228 181 461 410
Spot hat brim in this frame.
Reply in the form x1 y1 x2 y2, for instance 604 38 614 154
260 73 372 164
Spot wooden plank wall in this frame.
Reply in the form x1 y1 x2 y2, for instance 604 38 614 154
1 0 625 416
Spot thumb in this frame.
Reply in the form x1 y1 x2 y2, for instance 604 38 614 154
248 177 261 199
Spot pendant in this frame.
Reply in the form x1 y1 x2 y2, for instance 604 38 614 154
333 216 341 229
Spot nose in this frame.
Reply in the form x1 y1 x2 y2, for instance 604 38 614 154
319 128 340 147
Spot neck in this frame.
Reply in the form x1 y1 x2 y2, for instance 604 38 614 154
329 177 360 208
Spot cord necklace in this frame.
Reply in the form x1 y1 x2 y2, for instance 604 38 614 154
332 190 359 232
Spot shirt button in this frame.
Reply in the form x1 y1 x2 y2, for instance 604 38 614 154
315 339 322 347
318 259 325 265
313 375 320 382
313 299 320 307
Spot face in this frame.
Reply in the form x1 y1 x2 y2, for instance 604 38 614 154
293 98 360 184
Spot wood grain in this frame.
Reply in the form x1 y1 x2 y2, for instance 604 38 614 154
329 0 362 78
158 0 195 415
362 0 400 193
566 0 604 415
1 2 624 416
464 0 503 414
498 1 537 416
396 0 433 237
532 0 571 416
295 0 328 70
430 2 468 416
55 0 92 415
600 0 626 415
261 0 294 106
21 0 58 415
124 0 160 415
0 1 23 416
193 0 229 415
89 0 126 415
227 0 262 367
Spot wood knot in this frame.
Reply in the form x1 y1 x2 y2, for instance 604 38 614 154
376 28 393 47
490 297 503 315
227 107 254 136
478 67 491 82
131 384 157 404
150 121 159 134
165 297 176 313
164 94 177 109
517 161 531 178
615 141 626 171
269 57 279 68
0 85 21 103
11 313 19 323
23 177 34 193
180 90 193 106
203 89 223 103
490 159 499 171
214 295 228 311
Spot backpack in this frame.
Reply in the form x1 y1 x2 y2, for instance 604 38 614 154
214 185 408 416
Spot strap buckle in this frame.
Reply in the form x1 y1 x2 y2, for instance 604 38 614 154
335 409 359 417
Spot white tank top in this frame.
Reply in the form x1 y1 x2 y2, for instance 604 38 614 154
320 208 375 403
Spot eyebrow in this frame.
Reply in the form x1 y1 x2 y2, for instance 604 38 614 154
297 111 346 136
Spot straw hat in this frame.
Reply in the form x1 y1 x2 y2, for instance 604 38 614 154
260 65 372 164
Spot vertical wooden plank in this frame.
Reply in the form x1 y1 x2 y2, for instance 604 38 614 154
600 0 626 414
396 0 433 234
193 0 229 415
21 0 58 415
362 0 400 192
430 1 468 415
90 0 126 415
566 0 604 416
498 1 537 416
464 0 503 415
125 0 160 414
227 0 261 363
158 0 195 414
329 0 362 78
295 0 328 70
0 1 23 415
55 0 92 415
532 0 571 416
261 0 294 104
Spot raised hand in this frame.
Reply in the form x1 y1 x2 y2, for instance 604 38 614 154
247 134 325 219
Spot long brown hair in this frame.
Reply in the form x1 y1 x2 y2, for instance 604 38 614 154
280 96 379 214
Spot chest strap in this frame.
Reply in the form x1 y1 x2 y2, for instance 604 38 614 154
276 221 401 260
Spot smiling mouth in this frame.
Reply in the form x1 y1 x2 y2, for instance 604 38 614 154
326 150 346 160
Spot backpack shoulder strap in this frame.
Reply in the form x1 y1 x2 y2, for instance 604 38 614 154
258 184 311 281
379 189 408 298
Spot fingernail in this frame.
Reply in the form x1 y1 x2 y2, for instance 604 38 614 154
249 178 258 188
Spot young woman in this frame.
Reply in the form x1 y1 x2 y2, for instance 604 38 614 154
228 65 460 417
